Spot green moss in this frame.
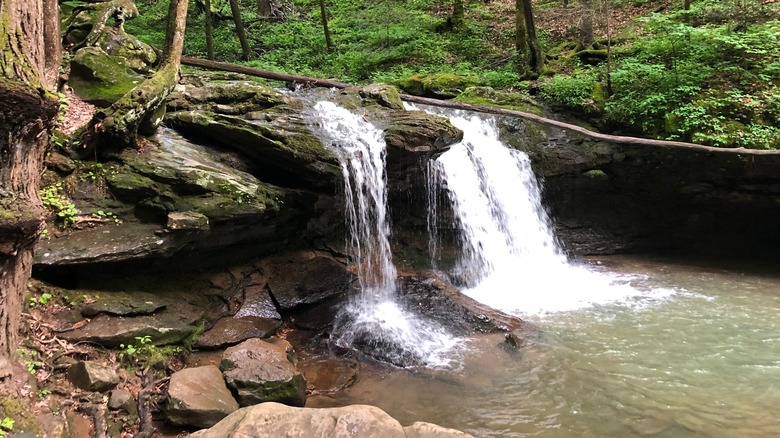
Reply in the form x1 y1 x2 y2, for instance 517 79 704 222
68 46 146 107
454 86 543 115
0 398 40 436
397 73 478 98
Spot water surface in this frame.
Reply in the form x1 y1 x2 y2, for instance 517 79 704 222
309 256 780 437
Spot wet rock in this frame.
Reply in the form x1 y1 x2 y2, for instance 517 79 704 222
404 422 475 438
78 291 168 317
267 257 355 311
188 402 474 438
234 285 281 319
220 338 307 407
359 83 405 110
60 310 202 347
195 316 281 349
67 361 120 392
166 365 239 428
299 357 358 395
167 211 210 231
384 110 463 171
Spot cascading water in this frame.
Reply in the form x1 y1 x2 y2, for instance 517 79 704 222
417 105 671 316
314 101 459 367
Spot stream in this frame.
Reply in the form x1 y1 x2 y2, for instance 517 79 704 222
309 256 780 437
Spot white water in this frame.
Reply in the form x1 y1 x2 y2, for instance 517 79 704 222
417 106 675 316
314 102 459 367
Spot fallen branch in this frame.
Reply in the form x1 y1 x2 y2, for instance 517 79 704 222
179 56 780 155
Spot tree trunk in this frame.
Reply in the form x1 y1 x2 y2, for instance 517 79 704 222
515 0 529 76
228 0 251 60
0 0 59 378
684 0 691 10
84 0 189 151
578 0 595 50
521 0 543 74
257 0 272 16
205 0 215 60
452 0 464 27
319 0 333 52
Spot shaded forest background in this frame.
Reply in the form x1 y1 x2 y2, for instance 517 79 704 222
118 0 780 149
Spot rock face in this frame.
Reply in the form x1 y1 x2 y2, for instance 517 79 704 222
188 402 475 438
497 116 780 255
67 361 120 392
166 366 239 428
220 338 307 407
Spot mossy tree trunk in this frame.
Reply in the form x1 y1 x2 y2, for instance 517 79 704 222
84 0 189 151
205 0 215 60
516 0 543 77
0 0 60 378
229 0 251 60
453 0 464 27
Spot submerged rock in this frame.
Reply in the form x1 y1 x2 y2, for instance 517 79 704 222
166 365 239 428
220 338 307 407
188 402 475 438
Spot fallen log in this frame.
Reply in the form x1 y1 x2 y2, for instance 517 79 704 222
180 56 780 155
181 56 351 89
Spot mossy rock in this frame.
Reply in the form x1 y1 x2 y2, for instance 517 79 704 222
172 79 289 113
396 73 478 98
359 83 404 110
454 86 543 115
95 27 157 73
164 110 341 192
69 46 146 107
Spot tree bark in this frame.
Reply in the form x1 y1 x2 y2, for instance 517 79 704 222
228 0 252 60
578 0 595 50
0 0 59 378
515 0 529 76
319 0 333 52
205 0 215 60
523 0 543 73
452 0 464 27
257 0 272 16
84 0 189 151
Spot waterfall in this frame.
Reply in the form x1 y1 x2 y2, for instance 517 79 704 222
417 105 647 316
314 101 458 367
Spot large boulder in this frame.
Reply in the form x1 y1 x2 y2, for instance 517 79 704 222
68 46 146 107
166 365 239 428
60 308 202 347
266 257 355 311
220 338 307 407
188 403 475 438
